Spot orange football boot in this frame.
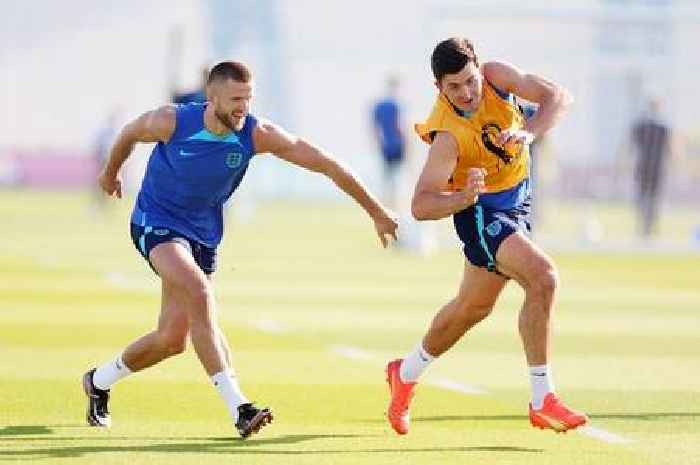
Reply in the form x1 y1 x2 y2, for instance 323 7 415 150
385 359 416 435
529 393 588 432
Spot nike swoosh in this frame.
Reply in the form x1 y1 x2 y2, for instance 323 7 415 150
534 412 567 431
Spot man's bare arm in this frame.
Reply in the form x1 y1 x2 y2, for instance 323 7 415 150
254 120 398 247
483 61 573 141
99 106 176 198
412 132 485 221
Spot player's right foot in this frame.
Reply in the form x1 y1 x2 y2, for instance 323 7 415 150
235 403 273 439
386 359 416 435
82 368 111 427
529 393 588 432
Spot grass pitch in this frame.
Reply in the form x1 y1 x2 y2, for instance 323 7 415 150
1 191 698 465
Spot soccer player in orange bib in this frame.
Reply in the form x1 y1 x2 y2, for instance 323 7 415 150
385 38 587 434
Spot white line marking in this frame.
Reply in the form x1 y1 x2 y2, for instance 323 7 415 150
330 345 375 360
104 272 154 290
577 425 633 444
252 318 287 334
428 377 488 395
327 343 630 445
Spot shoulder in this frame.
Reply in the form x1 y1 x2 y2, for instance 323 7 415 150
252 118 297 154
148 105 178 142
433 130 458 145
148 105 177 130
252 117 277 138
482 61 524 92
124 105 176 143
430 131 459 153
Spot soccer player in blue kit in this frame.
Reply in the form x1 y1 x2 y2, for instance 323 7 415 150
82 61 398 438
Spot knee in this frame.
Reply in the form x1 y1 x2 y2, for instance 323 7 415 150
527 264 559 302
157 331 188 356
183 281 213 315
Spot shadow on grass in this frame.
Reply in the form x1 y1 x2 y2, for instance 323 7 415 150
0 432 542 459
0 426 54 436
0 433 361 443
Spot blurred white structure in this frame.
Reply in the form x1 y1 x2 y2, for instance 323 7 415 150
1 0 699 202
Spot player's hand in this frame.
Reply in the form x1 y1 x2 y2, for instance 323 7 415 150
456 167 487 208
372 209 399 248
497 129 534 155
98 169 123 199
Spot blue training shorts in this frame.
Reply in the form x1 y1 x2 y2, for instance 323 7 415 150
129 223 218 275
453 199 531 273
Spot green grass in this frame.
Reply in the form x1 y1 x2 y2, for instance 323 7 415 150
1 191 699 465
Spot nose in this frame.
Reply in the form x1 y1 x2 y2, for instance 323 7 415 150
461 86 472 101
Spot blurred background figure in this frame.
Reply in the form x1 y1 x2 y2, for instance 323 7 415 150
629 97 673 239
0 151 20 187
171 65 209 105
520 101 544 236
2 0 699 250
90 109 122 214
371 75 406 212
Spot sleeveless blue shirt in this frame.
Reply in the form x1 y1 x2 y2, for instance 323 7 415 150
131 103 257 247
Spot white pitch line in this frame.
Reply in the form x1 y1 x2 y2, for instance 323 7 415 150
104 272 154 291
330 345 375 361
577 425 634 444
252 318 288 334
328 343 630 445
427 377 488 395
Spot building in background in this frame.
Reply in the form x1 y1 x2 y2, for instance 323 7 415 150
1 0 698 206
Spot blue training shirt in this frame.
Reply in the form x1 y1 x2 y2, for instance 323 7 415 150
373 98 404 161
131 103 257 247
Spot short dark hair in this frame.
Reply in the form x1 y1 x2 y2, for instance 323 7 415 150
431 38 479 82
207 61 252 85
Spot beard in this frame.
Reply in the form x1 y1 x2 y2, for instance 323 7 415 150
214 109 240 131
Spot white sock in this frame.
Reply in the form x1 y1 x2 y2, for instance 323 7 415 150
399 344 435 383
93 354 132 390
211 369 249 422
529 364 555 410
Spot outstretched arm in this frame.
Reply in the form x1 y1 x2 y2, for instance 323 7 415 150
98 106 176 198
253 120 398 247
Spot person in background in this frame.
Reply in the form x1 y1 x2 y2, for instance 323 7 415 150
630 98 673 239
372 75 406 211
171 65 209 105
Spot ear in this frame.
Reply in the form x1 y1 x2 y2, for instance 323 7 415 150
434 80 441 92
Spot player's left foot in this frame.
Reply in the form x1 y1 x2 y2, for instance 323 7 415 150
235 403 273 439
82 368 111 427
529 393 588 432
386 359 416 435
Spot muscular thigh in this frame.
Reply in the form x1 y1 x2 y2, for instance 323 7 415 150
495 232 555 286
455 262 509 309
150 241 211 332
150 241 210 293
